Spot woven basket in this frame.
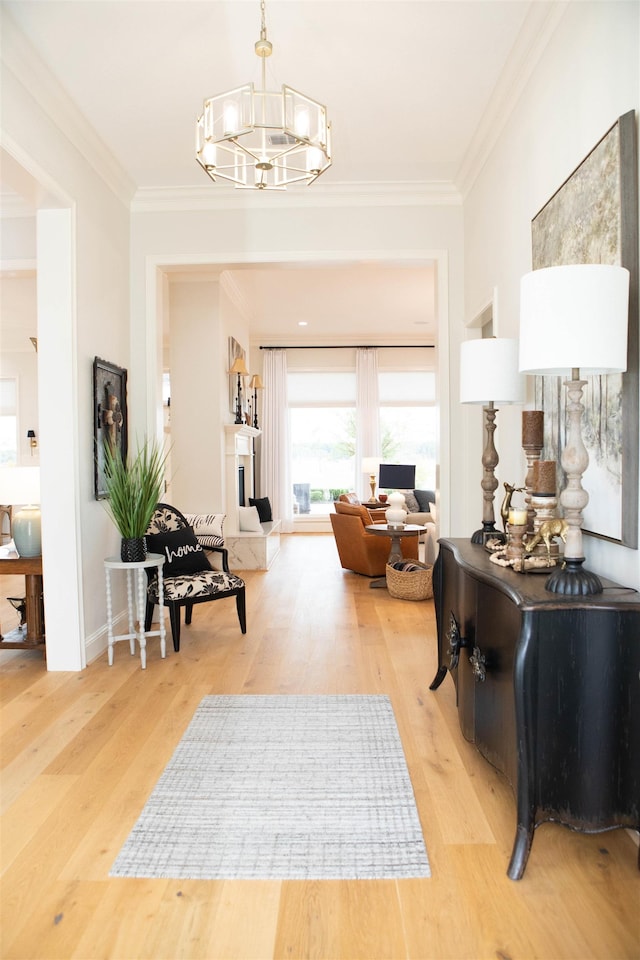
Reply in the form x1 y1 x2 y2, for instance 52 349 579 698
385 561 434 601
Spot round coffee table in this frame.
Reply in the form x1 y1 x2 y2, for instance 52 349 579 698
365 523 426 588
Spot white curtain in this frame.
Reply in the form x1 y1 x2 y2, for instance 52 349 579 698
260 349 294 531
356 348 380 500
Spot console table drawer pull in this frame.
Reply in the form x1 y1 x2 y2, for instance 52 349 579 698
470 645 487 682
446 611 469 670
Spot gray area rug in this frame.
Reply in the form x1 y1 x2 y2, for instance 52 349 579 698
110 694 430 880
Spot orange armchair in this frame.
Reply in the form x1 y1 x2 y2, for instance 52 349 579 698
330 501 419 577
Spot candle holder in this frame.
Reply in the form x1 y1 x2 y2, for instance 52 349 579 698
506 521 527 569
523 447 542 533
528 493 560 561
522 411 544 534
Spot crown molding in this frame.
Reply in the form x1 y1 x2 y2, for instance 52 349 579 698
131 180 462 213
1 9 136 208
220 271 256 325
456 1 570 198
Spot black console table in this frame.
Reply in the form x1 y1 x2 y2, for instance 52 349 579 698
430 538 640 880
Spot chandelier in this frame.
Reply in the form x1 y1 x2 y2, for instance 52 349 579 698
196 0 332 191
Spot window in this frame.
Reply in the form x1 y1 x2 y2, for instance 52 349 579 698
379 371 437 490
289 372 356 514
0 379 18 467
288 365 437 516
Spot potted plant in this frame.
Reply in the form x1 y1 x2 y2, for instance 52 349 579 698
102 438 168 562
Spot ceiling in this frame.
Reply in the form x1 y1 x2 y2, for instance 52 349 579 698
0 1 557 345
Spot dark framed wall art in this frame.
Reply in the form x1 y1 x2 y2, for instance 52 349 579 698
93 357 128 499
532 110 639 548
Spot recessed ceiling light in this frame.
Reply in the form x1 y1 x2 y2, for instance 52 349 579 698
298 321 308 326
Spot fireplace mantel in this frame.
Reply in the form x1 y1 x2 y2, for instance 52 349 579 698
223 423 280 570
224 424 261 535
224 424 261 442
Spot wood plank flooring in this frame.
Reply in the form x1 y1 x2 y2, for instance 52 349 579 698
1 535 638 960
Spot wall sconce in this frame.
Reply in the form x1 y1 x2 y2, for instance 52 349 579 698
229 356 249 424
249 374 263 429
27 430 37 455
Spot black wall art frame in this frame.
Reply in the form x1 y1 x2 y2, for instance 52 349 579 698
532 110 638 548
93 357 128 499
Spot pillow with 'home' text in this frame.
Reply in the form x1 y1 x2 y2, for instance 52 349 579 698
184 513 225 538
146 527 211 576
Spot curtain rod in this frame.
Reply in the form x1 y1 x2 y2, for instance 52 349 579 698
259 344 435 350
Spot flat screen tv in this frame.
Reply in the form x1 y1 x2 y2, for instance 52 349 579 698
378 463 416 490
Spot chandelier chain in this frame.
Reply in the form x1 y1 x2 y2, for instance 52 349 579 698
260 0 267 42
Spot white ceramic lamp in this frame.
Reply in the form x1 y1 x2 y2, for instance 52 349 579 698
0 466 42 557
385 491 407 528
519 264 630 595
460 337 525 544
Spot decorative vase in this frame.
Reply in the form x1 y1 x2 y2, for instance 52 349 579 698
12 504 42 557
385 492 407 528
120 537 146 563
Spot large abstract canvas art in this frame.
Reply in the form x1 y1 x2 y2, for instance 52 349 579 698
532 111 638 547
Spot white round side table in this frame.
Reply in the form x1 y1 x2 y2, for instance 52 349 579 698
104 553 166 669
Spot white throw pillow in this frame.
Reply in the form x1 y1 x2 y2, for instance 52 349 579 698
429 502 438 523
239 505 263 532
185 513 225 537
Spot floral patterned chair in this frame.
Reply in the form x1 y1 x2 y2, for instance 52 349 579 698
144 503 246 651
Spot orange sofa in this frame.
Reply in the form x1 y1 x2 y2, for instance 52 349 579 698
330 501 419 577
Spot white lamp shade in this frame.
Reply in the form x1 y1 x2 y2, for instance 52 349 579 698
519 264 630 375
460 337 525 404
361 457 379 474
0 466 41 505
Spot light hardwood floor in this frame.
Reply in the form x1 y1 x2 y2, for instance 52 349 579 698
1 534 638 960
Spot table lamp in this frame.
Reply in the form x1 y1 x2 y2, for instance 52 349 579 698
229 356 249 424
460 337 525 544
249 374 263 429
519 264 630 595
361 457 380 502
0 466 41 557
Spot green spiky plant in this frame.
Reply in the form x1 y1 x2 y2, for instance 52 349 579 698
102 438 168 539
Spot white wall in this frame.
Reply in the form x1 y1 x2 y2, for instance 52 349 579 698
167 278 228 513
1 8 133 667
462 1 639 588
